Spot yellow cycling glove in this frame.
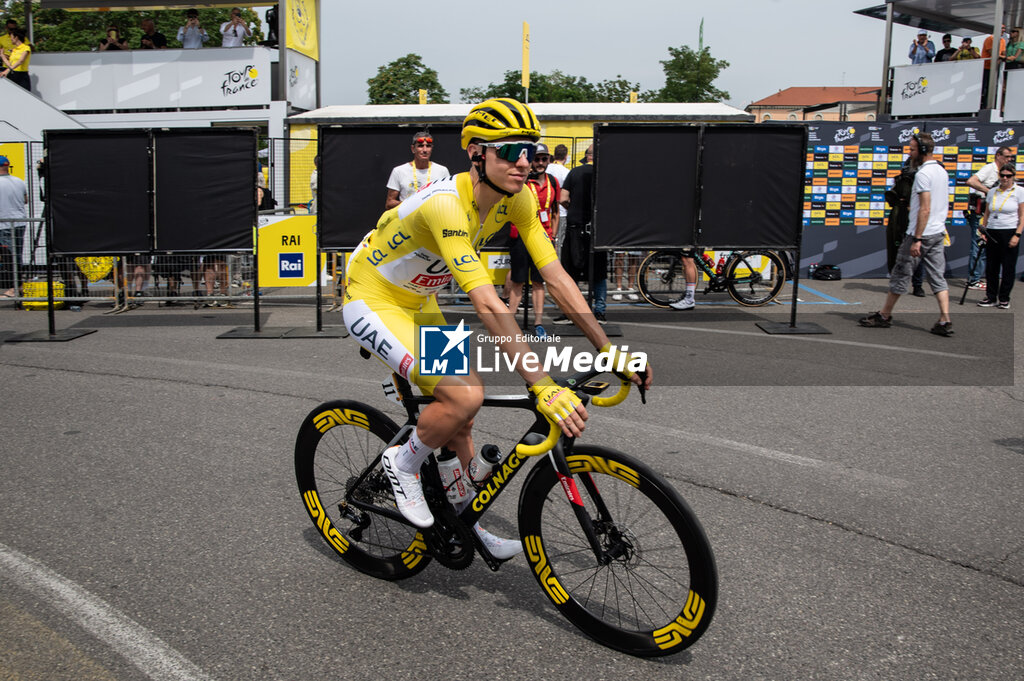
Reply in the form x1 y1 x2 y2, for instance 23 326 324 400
529 376 583 424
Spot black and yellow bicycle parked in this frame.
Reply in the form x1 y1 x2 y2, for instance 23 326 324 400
294 357 718 657
637 248 788 308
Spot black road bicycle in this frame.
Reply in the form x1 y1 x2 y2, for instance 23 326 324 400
294 356 717 657
637 249 788 308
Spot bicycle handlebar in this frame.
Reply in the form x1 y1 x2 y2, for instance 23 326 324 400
514 370 648 456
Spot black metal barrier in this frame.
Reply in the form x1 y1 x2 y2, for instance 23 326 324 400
6 127 259 342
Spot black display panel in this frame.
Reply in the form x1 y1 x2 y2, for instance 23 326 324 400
319 125 466 249
153 129 257 251
47 130 151 254
698 125 806 248
592 125 700 249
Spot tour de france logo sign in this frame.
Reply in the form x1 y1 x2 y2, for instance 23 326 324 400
222 65 260 97
290 0 312 45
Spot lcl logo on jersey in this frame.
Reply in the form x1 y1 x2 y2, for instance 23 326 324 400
279 253 304 278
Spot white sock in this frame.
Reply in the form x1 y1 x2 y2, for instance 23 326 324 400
395 430 432 473
685 283 696 300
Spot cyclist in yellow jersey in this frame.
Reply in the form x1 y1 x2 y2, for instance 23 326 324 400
343 99 653 553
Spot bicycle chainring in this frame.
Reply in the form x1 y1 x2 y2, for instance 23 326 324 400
425 513 475 570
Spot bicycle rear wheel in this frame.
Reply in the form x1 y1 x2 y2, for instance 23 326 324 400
636 250 687 308
294 400 430 580
518 446 717 657
725 250 786 306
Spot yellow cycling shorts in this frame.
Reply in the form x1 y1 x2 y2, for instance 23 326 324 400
342 281 447 394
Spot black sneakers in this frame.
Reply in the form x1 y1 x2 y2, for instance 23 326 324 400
930 321 954 337
859 311 892 328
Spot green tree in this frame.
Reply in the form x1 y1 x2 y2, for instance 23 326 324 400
367 53 449 104
644 21 729 102
460 69 640 103
0 2 261 51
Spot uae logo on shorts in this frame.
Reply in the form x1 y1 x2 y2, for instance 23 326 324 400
419 319 471 376
279 253 303 278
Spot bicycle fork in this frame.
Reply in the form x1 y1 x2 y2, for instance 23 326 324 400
549 442 614 566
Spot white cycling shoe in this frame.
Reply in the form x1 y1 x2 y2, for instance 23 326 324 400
380 446 434 529
474 523 523 560
669 297 695 310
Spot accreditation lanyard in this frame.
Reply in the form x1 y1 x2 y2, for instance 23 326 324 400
527 175 552 219
993 185 1017 216
410 162 431 192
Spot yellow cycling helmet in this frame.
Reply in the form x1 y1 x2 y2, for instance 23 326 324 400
461 98 541 149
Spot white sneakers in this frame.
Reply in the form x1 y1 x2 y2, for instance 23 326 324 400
474 524 523 560
380 447 524 561
669 297 695 310
380 446 434 528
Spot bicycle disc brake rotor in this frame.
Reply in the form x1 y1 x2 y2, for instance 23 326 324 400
598 520 641 566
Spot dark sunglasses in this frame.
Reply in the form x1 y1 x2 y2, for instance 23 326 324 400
477 141 537 162
1000 173 1015 177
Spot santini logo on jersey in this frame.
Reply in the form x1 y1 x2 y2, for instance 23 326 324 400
442 229 468 238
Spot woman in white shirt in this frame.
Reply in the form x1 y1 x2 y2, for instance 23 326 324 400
979 164 1024 308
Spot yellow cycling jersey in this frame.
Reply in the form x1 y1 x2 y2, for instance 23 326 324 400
347 172 558 306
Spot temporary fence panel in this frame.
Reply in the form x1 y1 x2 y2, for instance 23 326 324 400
318 124 465 250
592 125 700 249
153 128 258 251
47 129 152 254
699 125 805 248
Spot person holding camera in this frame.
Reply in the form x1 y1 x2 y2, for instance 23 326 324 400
177 9 209 49
98 26 128 51
220 8 251 48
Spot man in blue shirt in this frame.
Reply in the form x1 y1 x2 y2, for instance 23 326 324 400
909 29 935 64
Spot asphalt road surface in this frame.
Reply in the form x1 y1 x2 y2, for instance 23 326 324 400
1 279 1022 680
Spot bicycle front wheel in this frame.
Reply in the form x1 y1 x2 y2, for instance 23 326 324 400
518 446 717 657
636 250 687 308
725 250 786 306
294 400 431 580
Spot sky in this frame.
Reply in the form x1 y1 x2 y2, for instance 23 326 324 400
309 0 944 110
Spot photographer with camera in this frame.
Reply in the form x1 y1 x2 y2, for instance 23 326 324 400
177 9 209 49
220 8 252 48
98 25 128 51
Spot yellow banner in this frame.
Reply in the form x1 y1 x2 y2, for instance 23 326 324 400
0 143 28 181
522 22 530 89
286 0 319 61
258 215 321 287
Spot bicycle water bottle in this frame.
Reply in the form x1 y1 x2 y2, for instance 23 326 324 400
469 444 502 483
437 449 470 503
701 252 714 269
715 255 725 275
809 262 818 279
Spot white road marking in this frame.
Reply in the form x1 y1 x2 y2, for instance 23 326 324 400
0 543 214 681
606 417 910 489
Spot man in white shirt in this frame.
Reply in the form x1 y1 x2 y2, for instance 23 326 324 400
384 131 450 209
220 7 251 47
0 154 28 298
860 132 953 336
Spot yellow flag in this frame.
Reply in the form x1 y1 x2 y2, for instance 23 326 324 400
522 22 530 89
419 89 427 105
629 91 638 103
